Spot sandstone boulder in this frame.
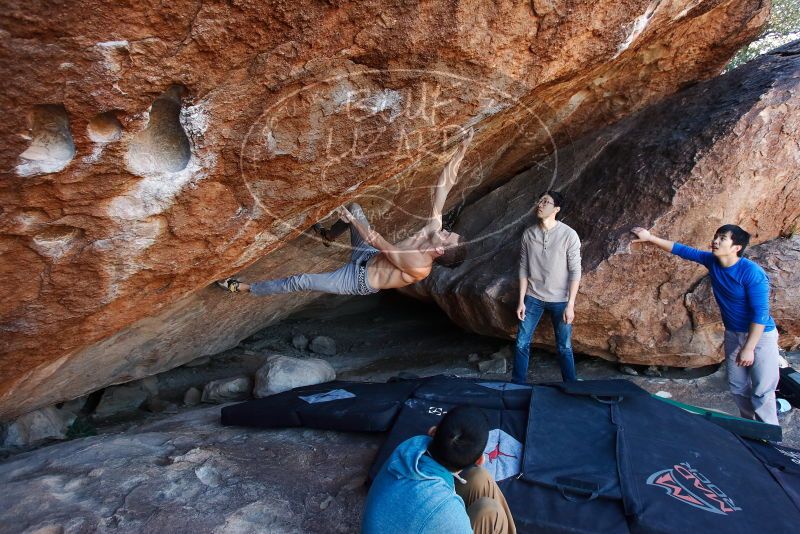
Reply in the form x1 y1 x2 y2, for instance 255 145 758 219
3 406 76 448
201 377 252 404
0 0 769 419
403 42 800 367
254 355 336 397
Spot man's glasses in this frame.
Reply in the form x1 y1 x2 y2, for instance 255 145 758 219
537 198 554 206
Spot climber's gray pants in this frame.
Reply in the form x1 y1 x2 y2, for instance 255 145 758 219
250 204 380 297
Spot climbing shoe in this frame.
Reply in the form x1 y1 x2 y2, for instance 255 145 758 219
217 278 241 292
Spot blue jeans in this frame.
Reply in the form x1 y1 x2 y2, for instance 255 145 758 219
250 204 380 297
513 295 576 383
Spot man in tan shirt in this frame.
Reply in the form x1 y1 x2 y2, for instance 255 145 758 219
218 128 473 296
513 191 582 383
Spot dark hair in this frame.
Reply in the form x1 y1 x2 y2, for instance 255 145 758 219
435 234 468 267
541 190 565 219
427 406 489 472
543 190 564 208
715 224 750 257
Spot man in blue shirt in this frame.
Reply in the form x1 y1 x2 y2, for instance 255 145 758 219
362 406 516 534
631 224 780 425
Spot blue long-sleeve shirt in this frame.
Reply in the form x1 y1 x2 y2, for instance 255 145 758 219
362 436 472 534
671 243 775 333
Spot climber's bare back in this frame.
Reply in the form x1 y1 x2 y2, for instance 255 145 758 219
366 230 436 289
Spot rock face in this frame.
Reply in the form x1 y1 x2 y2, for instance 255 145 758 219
0 0 770 419
0 406 380 533
402 42 800 367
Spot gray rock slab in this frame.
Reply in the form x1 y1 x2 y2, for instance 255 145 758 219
0 406 379 534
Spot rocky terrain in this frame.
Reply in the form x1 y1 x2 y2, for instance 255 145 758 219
1 295 797 534
1 3 798 530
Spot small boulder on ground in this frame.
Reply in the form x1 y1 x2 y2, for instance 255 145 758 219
201 377 252 403
620 365 639 376
292 334 309 351
479 358 507 374
3 406 77 447
93 384 149 419
254 355 335 397
183 387 202 407
309 336 337 356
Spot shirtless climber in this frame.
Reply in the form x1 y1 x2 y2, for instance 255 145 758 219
217 128 473 297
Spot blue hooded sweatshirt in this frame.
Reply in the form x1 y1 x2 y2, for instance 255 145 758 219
361 435 473 534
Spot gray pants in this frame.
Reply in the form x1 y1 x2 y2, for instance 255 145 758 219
250 204 380 297
723 328 780 425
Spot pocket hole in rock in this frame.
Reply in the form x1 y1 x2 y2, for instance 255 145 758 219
87 111 123 143
127 85 192 175
18 104 76 176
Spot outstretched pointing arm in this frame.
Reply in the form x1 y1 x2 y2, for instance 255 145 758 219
631 227 674 253
425 128 474 232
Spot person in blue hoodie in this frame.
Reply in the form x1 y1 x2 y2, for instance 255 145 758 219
631 224 780 425
362 406 516 534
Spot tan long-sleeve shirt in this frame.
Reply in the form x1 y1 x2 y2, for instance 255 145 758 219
519 221 582 302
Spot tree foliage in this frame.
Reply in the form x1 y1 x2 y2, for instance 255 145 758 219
727 0 800 71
